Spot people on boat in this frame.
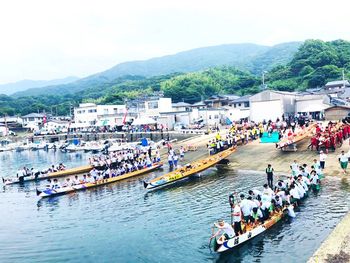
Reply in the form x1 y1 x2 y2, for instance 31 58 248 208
212 219 235 243
52 178 61 189
232 202 243 236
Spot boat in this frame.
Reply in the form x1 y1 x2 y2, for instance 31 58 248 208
143 147 236 190
211 210 286 253
2 165 93 185
36 162 163 198
210 181 320 253
277 123 316 149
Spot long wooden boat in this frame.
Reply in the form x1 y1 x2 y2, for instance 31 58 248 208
36 162 163 198
212 210 286 252
2 165 93 185
277 123 316 149
211 182 320 253
143 147 236 190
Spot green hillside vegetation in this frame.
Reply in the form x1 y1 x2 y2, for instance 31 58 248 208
0 39 349 116
266 39 350 91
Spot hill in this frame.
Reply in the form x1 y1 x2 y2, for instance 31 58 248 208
12 42 301 97
0 76 79 95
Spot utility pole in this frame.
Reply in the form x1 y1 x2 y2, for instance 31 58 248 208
343 69 346 89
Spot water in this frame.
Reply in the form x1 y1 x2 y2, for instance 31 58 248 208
0 151 349 263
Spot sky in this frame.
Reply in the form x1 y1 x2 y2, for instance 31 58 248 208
0 0 350 84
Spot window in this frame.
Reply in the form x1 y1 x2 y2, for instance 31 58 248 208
28 117 34 121
77 110 82 114
238 103 241 107
214 115 219 119
244 102 250 107
234 104 237 108
103 109 108 114
148 101 159 109
230 113 232 116
88 109 97 113
209 115 212 119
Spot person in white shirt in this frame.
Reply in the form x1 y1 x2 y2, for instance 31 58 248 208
248 189 262 199
240 194 253 223
290 160 299 176
290 184 300 204
262 184 274 197
339 151 348 174
232 203 243 236
212 219 235 243
319 150 327 169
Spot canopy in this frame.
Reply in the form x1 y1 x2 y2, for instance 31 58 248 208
132 117 156 125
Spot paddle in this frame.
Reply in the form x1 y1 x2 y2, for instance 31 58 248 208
229 193 236 225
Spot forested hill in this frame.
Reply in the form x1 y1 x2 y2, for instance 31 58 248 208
12 42 300 97
1 39 349 116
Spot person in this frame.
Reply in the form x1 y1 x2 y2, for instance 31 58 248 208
265 164 274 189
52 178 61 189
179 146 185 161
248 189 262 199
239 194 253 223
173 154 179 168
319 150 327 170
232 202 243 236
290 160 299 176
90 168 98 180
212 219 235 243
338 150 348 174
167 154 174 169
73 175 80 185
250 207 264 225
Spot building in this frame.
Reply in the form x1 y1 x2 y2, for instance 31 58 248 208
204 95 239 108
144 98 173 118
324 106 350 121
249 90 296 122
45 120 70 133
324 80 350 90
191 108 227 126
172 102 192 112
73 103 128 128
295 94 331 119
21 113 46 130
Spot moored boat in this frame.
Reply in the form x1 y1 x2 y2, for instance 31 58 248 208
143 147 236 190
36 162 163 198
2 165 93 185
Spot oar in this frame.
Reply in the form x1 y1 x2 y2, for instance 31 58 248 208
208 225 215 253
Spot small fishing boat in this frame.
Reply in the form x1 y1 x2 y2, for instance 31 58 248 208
143 147 236 190
277 123 316 150
2 165 93 185
36 162 163 198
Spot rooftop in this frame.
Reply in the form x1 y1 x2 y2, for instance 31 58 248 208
22 113 46 118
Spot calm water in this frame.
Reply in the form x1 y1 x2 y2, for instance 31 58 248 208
0 150 350 263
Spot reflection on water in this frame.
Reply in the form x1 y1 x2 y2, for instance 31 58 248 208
0 150 349 263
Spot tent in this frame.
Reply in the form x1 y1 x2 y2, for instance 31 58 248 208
131 117 156 125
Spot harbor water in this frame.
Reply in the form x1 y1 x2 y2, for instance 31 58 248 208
0 150 350 263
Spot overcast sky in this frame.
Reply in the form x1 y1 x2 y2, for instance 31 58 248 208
0 0 349 84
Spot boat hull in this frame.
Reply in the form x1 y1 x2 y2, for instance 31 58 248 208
144 147 236 190
37 163 163 198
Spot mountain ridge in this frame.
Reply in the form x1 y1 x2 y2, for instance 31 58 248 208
12 41 302 97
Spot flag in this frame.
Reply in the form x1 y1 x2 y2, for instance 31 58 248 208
122 107 128 125
43 115 47 124
225 117 232 125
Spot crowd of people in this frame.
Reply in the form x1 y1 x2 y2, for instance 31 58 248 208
212 159 323 243
43 147 162 190
309 122 350 152
16 163 66 179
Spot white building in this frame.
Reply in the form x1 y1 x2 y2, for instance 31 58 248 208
45 120 70 133
73 103 127 128
22 113 46 130
249 90 296 122
143 98 173 117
